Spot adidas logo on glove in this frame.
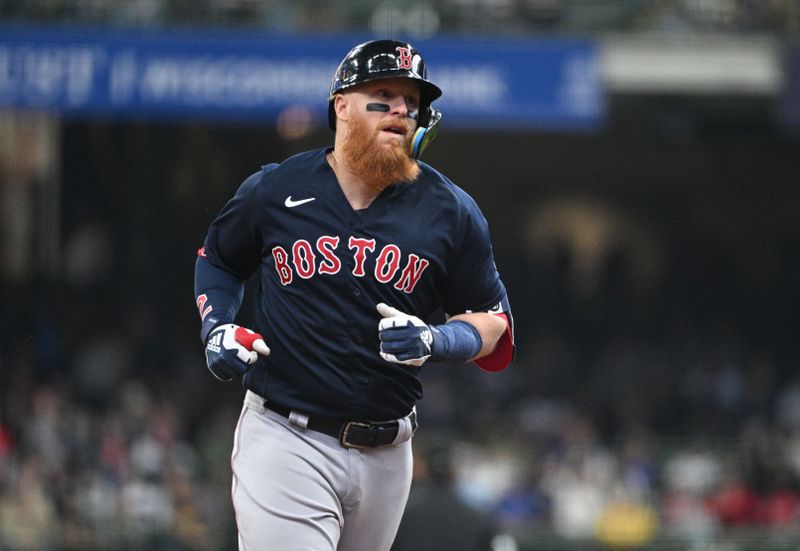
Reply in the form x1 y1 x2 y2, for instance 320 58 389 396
207 332 222 354
204 323 270 381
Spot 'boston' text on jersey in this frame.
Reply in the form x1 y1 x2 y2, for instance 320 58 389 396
271 235 430 293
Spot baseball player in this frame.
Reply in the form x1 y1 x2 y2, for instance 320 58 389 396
194 39 515 551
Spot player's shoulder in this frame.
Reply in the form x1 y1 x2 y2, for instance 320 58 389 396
276 148 327 169
258 148 325 178
248 148 327 190
417 162 482 213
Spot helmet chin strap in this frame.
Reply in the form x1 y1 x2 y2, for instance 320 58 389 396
365 103 440 160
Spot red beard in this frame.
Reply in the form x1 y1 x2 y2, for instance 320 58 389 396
339 112 420 189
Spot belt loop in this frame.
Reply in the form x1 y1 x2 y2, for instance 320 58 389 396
245 390 267 413
392 407 418 446
288 410 310 430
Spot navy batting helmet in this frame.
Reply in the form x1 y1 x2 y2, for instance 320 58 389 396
328 39 443 130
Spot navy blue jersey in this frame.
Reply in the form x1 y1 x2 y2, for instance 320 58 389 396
198 147 508 420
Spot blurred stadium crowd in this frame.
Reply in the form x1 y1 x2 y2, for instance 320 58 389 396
2 1 800 550
1 0 799 35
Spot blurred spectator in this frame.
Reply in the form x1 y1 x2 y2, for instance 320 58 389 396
24 385 69 477
391 436 510 551
775 375 800 434
594 499 658 550
63 220 115 289
616 427 658 502
69 327 134 409
661 487 719 541
493 462 550 528
72 469 121 547
0 456 59 550
663 439 723 497
120 470 175 548
706 459 762 526
541 414 616 539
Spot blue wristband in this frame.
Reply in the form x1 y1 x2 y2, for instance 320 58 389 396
429 320 483 363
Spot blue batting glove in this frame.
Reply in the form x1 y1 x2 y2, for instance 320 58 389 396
377 303 484 366
376 303 434 367
205 323 270 381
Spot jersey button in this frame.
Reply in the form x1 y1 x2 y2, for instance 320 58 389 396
352 288 361 296
353 333 364 343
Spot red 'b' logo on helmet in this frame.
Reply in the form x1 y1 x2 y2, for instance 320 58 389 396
395 47 413 70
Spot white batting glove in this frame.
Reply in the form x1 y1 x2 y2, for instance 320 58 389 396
377 303 433 367
205 323 270 381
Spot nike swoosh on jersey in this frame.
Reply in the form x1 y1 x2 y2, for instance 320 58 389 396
285 196 316 208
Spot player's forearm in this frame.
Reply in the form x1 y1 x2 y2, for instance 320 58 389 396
447 312 507 359
195 256 246 342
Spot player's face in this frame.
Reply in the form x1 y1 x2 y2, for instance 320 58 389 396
350 79 421 148
338 78 421 187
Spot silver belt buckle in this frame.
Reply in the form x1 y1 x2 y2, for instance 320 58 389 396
340 421 372 449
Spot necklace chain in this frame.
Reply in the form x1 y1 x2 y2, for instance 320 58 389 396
331 150 386 192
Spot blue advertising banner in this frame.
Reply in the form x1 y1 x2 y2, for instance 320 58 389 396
0 25 604 129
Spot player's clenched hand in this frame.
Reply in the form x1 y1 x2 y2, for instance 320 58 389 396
205 324 270 381
376 303 433 367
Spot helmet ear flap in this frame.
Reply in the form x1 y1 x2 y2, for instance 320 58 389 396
410 107 442 159
328 100 337 130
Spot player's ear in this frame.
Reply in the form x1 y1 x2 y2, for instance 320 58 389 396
333 94 349 125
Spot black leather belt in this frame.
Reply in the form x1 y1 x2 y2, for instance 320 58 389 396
264 401 415 449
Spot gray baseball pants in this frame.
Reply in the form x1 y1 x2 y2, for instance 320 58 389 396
232 390 415 551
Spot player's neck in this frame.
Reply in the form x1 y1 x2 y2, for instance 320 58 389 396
327 149 385 210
